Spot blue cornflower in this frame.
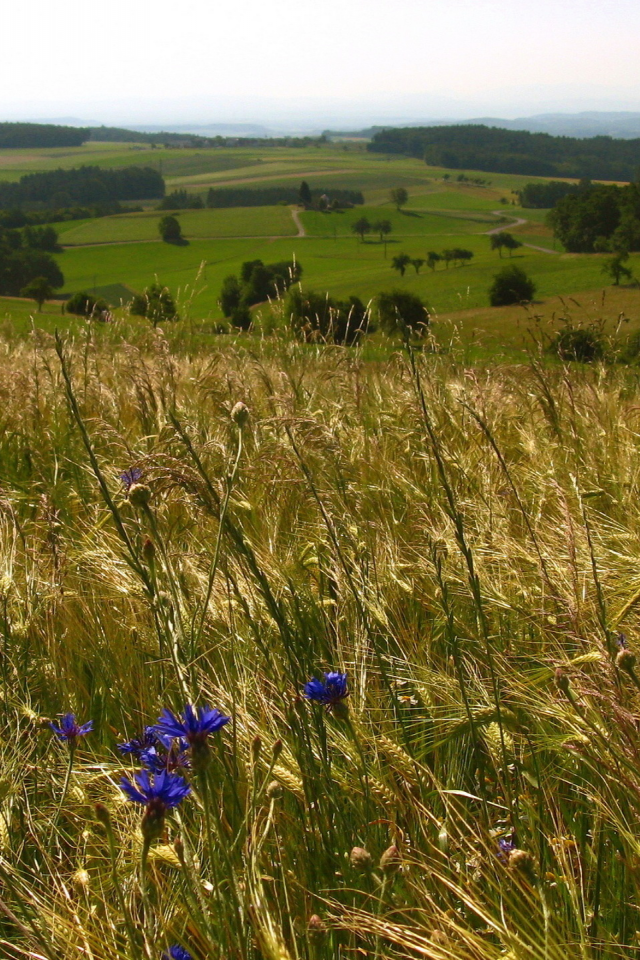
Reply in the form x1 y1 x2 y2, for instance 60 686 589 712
154 704 230 772
154 704 230 747
50 713 93 743
161 947 193 960
120 769 190 809
304 671 349 708
118 726 157 758
120 467 143 492
120 769 191 841
497 835 516 862
141 738 190 774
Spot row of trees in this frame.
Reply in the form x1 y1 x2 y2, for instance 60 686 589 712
0 166 165 209
0 223 64 301
390 248 474 276
0 122 89 149
207 186 364 209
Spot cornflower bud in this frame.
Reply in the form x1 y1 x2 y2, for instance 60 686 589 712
266 780 282 799
380 844 402 875
94 802 112 829
307 914 325 937
616 648 637 674
508 848 536 881
554 667 571 694
251 735 262 762
128 483 151 509
142 537 156 565
272 739 283 762
349 846 372 872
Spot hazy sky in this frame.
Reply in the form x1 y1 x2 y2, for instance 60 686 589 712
3 0 640 123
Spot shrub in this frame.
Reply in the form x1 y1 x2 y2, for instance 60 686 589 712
158 215 183 243
489 265 536 306
377 290 429 335
286 288 369 345
550 327 605 363
130 283 179 326
65 291 109 317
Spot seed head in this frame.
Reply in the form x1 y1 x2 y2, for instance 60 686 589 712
231 401 249 428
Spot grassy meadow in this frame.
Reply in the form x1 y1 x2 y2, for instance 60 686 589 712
2 139 640 959
0 332 639 959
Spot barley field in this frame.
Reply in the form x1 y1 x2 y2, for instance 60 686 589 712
1 328 640 959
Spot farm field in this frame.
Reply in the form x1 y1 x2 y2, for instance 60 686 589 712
60 205 299 244
2 333 640 958
0 139 636 353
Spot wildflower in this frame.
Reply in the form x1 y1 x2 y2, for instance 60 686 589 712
120 468 143 492
154 704 230 771
50 713 93 743
497 836 516 862
120 769 190 841
141 738 190 774
161 947 193 960
118 727 157 758
304 672 349 714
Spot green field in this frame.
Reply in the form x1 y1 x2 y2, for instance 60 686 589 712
60 205 298 244
0 139 636 358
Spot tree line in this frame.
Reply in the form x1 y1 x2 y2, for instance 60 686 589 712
517 180 583 208
0 223 63 299
0 122 89 148
548 181 640 252
206 186 364 208
0 166 165 209
368 125 640 181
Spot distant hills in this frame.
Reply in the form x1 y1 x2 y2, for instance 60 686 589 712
326 112 640 141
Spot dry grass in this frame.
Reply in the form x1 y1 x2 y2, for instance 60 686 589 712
0 330 638 958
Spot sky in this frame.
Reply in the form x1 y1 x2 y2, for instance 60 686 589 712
3 0 640 126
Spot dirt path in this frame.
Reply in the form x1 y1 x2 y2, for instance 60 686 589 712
485 210 557 254
290 206 306 237
485 212 528 235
